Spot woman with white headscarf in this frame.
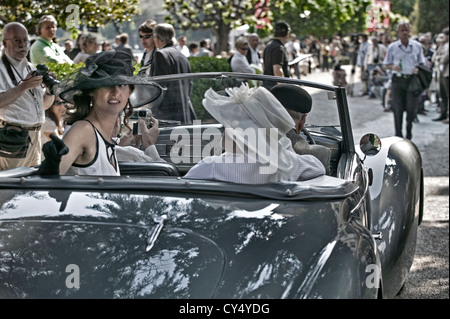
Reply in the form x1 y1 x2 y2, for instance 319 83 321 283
183 83 325 184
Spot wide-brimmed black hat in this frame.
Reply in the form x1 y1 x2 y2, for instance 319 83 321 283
270 84 312 114
56 51 165 108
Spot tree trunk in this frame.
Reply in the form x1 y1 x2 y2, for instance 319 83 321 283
211 22 232 55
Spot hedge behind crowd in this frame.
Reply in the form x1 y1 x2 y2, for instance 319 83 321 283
48 56 231 80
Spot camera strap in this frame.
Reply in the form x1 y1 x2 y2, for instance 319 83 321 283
1 54 32 86
1 54 18 86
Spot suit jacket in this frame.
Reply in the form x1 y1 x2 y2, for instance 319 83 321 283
150 44 196 124
417 64 433 88
286 129 331 175
246 47 260 65
442 42 449 78
115 43 133 57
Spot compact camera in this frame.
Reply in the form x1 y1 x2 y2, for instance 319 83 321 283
132 109 152 135
32 64 60 95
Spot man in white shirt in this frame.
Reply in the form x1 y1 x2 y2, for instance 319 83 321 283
383 22 427 140
1 22 55 170
364 36 387 98
246 33 262 70
356 33 371 96
175 35 190 58
285 33 302 78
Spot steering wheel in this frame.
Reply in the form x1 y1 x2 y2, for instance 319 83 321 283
302 127 316 145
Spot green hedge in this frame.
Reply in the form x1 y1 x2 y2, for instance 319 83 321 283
47 56 231 80
188 56 231 73
187 56 232 120
46 62 85 79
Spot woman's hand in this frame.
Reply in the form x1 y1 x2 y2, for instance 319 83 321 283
118 132 135 146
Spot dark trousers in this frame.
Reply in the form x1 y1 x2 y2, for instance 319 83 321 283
439 75 449 118
391 76 418 139
360 67 369 94
321 55 329 72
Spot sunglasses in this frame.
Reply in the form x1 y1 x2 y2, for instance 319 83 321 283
140 34 152 39
54 100 68 106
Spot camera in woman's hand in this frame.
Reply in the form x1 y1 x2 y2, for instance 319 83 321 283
132 109 152 135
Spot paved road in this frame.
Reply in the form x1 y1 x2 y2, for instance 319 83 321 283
302 67 449 299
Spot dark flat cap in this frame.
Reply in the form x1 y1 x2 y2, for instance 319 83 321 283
270 84 312 114
274 21 291 33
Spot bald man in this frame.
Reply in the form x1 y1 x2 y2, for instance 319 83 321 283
1 22 55 170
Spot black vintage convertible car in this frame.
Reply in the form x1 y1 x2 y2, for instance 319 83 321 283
0 72 423 299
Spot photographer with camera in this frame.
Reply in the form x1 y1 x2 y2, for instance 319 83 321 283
364 36 387 99
0 22 55 170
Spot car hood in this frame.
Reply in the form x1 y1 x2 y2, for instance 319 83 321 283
0 189 369 299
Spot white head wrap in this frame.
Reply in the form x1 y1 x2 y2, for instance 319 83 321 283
202 83 298 178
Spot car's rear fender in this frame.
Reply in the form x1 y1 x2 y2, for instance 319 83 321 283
357 136 422 298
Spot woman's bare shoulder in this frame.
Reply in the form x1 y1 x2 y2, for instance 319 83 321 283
63 120 95 140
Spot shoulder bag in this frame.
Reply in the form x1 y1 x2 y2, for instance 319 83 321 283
0 124 31 158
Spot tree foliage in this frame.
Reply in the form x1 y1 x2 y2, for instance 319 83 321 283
162 0 375 51
0 0 140 37
272 0 372 38
414 0 449 35
390 0 416 18
163 0 272 54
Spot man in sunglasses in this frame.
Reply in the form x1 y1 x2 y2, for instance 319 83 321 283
138 19 157 76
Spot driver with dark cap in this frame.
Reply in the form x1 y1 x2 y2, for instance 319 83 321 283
271 84 331 174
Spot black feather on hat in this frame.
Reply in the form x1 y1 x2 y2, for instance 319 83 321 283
56 51 165 108
270 84 312 114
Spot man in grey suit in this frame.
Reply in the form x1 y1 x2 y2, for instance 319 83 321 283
271 84 331 174
114 33 134 57
151 23 196 124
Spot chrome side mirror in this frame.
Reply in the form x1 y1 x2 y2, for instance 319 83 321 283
359 133 381 156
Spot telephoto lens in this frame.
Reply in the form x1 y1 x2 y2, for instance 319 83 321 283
33 64 60 95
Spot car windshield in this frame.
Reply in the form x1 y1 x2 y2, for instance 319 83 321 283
131 73 344 175
144 73 341 131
